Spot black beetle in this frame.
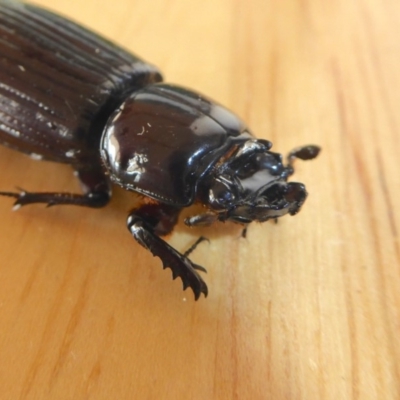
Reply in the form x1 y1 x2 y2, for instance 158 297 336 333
0 0 320 299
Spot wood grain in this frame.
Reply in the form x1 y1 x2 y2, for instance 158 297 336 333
0 0 399 399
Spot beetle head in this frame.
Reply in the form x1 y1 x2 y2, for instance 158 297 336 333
203 140 319 223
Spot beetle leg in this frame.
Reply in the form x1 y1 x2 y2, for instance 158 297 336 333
127 204 208 300
184 212 218 227
0 166 111 209
183 236 209 259
182 236 209 272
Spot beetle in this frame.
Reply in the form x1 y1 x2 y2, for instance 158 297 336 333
0 0 320 299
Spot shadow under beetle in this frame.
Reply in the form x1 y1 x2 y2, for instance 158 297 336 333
0 0 320 299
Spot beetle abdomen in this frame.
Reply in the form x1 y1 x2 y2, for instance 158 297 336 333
0 0 161 165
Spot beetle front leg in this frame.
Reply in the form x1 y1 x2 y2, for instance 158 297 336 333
0 166 111 209
127 204 208 300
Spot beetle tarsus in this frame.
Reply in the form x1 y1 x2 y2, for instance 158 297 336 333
127 215 208 300
0 187 110 209
191 262 207 273
183 236 209 259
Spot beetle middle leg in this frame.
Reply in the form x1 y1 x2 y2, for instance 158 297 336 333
0 165 111 209
127 203 208 300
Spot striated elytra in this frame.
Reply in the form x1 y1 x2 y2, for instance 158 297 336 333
0 0 320 300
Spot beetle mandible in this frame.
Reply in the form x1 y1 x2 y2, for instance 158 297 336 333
0 0 320 299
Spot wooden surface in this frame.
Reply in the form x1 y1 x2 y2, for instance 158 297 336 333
0 0 399 399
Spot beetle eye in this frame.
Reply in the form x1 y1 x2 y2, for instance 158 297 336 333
218 189 234 203
208 178 236 210
236 160 258 179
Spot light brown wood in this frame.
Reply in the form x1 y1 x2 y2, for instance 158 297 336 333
0 0 399 399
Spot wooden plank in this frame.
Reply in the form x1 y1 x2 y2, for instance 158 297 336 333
0 0 398 398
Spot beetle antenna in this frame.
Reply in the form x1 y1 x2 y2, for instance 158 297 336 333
285 145 321 176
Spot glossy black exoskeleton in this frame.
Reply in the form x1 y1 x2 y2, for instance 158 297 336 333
0 0 320 299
